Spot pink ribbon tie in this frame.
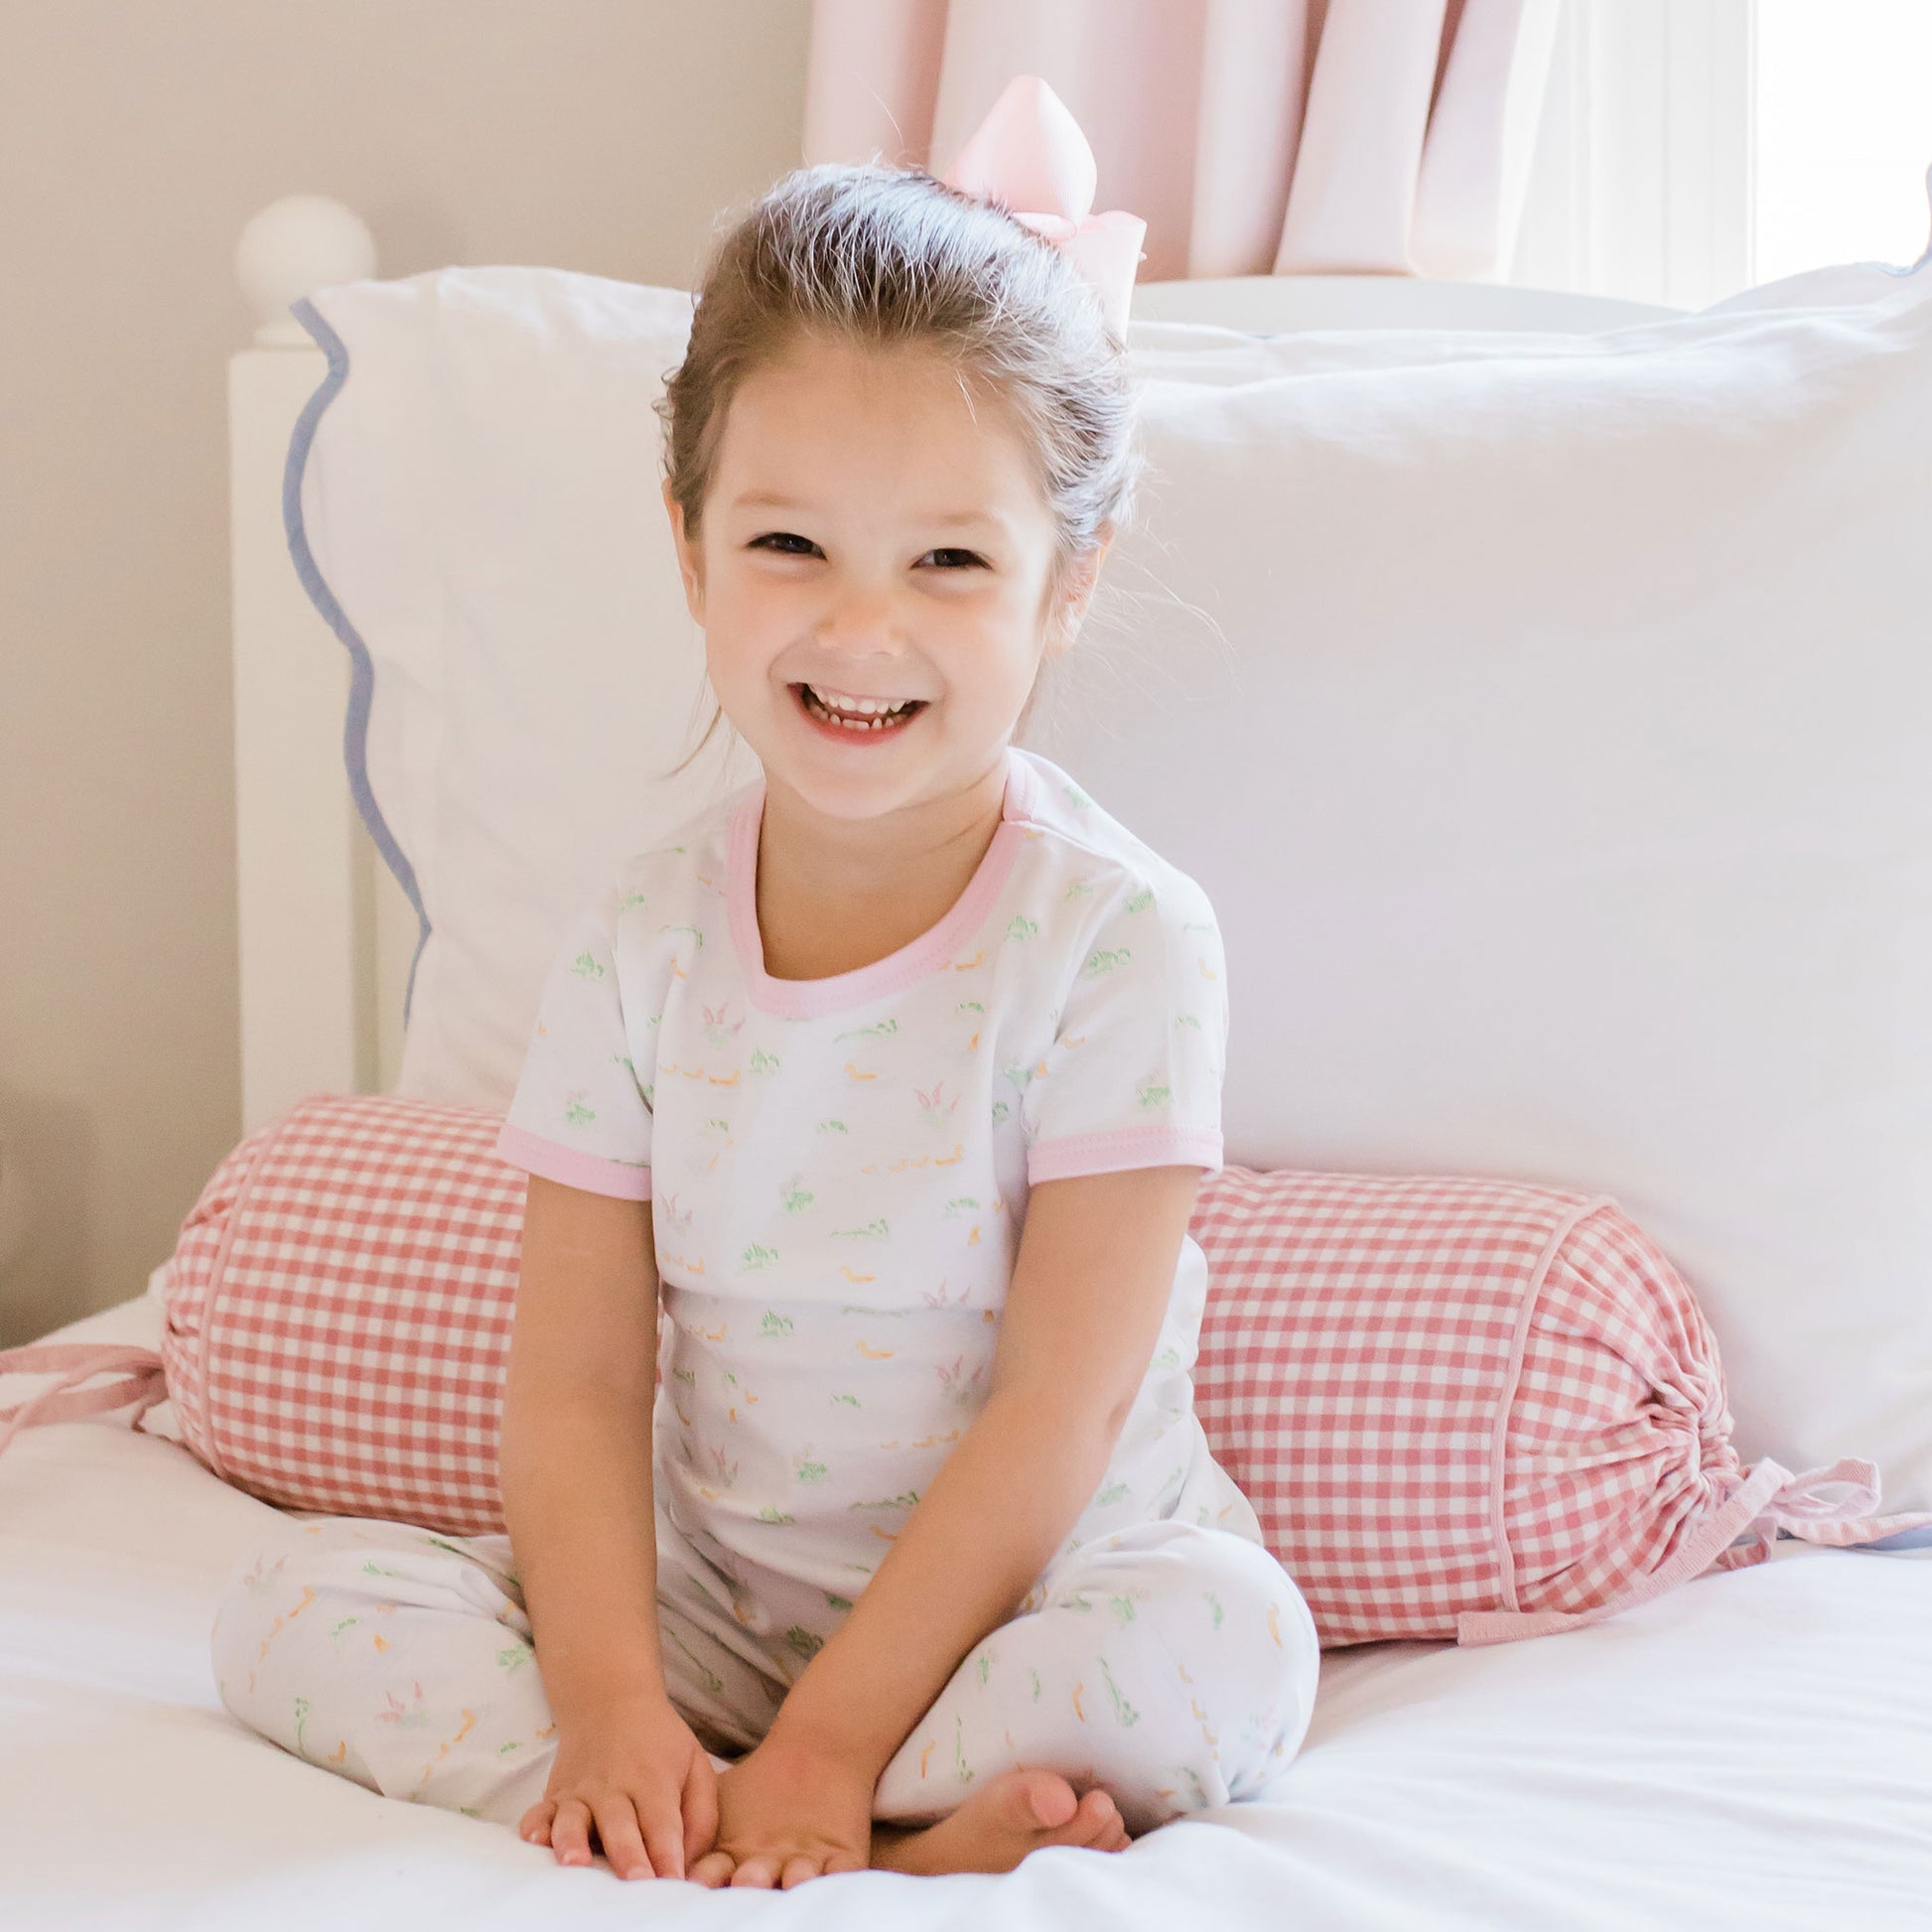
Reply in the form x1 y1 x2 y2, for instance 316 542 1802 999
1711 1454 1932 1572
0 1342 170 1460
940 74 1147 338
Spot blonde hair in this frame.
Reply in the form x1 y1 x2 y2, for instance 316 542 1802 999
654 160 1146 777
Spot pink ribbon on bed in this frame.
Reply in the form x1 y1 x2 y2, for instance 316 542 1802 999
940 74 1147 339
1707 1453 1932 1565
0 1341 169 1460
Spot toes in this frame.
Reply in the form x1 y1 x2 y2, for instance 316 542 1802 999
688 1852 735 1888
1016 1770 1079 1831
1069 1789 1122 1845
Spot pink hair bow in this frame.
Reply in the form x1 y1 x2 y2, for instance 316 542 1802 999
940 74 1148 338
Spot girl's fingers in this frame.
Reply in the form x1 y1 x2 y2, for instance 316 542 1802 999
591 1792 650 1881
550 1797 594 1867
729 1855 781 1888
518 1799 554 1846
779 1855 822 1888
638 1803 686 1882
681 1754 720 1869
689 1850 736 1888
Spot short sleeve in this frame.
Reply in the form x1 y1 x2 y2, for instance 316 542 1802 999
494 886 653 1200
1021 871 1228 1185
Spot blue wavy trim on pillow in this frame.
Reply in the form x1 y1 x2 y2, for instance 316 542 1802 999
283 294 431 1031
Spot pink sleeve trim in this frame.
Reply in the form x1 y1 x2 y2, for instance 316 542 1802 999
1027 1123 1222 1185
494 1120 652 1201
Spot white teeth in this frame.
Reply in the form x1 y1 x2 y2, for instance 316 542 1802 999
800 683 922 731
811 686 907 716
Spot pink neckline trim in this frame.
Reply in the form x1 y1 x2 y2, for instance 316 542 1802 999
728 746 1037 1018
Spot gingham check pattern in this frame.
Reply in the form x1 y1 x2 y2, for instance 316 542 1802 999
162 1094 522 1535
8 1096 1924 1642
1193 1170 1740 1643
1190 1166 1932 1645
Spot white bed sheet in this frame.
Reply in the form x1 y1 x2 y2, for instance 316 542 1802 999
4 1293 1928 1932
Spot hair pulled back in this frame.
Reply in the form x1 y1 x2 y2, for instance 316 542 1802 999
655 160 1145 773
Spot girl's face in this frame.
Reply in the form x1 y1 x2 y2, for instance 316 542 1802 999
663 333 1105 821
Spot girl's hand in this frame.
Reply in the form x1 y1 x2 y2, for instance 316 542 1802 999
688 1732 874 1888
519 1689 719 1881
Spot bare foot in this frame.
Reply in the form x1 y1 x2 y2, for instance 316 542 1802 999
871 1769 1132 1875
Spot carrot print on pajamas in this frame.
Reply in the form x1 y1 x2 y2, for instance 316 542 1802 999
476 748 1279 1824
257 1585 318 1662
1189 1698 1220 1752
412 1709 480 1794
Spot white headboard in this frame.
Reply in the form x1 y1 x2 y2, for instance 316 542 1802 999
226 195 1682 1136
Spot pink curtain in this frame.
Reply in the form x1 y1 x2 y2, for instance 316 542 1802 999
801 0 1562 281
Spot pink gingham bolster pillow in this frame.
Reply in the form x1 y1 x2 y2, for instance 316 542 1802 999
4 1094 1926 1646
0 1095 521 1536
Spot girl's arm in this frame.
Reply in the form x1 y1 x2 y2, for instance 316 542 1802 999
499 1173 720 1880
498 1173 667 1719
757 1161 1206 1781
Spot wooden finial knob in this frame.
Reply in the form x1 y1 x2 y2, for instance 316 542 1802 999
235 196 377 346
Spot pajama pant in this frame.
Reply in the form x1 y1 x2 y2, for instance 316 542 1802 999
209 1505 1320 1841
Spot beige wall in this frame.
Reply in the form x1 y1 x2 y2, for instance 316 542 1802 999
0 1 811 1344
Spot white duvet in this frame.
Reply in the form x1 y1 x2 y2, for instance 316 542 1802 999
4 1294 1928 1932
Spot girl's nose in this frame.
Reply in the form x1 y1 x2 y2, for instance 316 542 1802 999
817 591 903 653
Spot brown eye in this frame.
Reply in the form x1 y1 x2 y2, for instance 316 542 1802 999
925 549 986 570
752 532 819 556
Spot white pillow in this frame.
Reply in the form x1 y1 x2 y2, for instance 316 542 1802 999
287 269 759 1104
289 254 1932 1511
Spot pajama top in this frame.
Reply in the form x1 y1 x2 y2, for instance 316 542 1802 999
494 743 1261 1602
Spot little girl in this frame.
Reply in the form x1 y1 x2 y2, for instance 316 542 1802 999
210 160 1320 1886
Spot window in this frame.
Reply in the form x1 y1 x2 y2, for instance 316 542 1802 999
1753 0 1932 284
1511 0 1932 309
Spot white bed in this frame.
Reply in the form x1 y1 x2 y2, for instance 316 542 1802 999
4 206 1929 1930
10 1291 1930 1932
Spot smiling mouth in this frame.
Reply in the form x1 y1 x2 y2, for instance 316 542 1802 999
791 682 929 732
